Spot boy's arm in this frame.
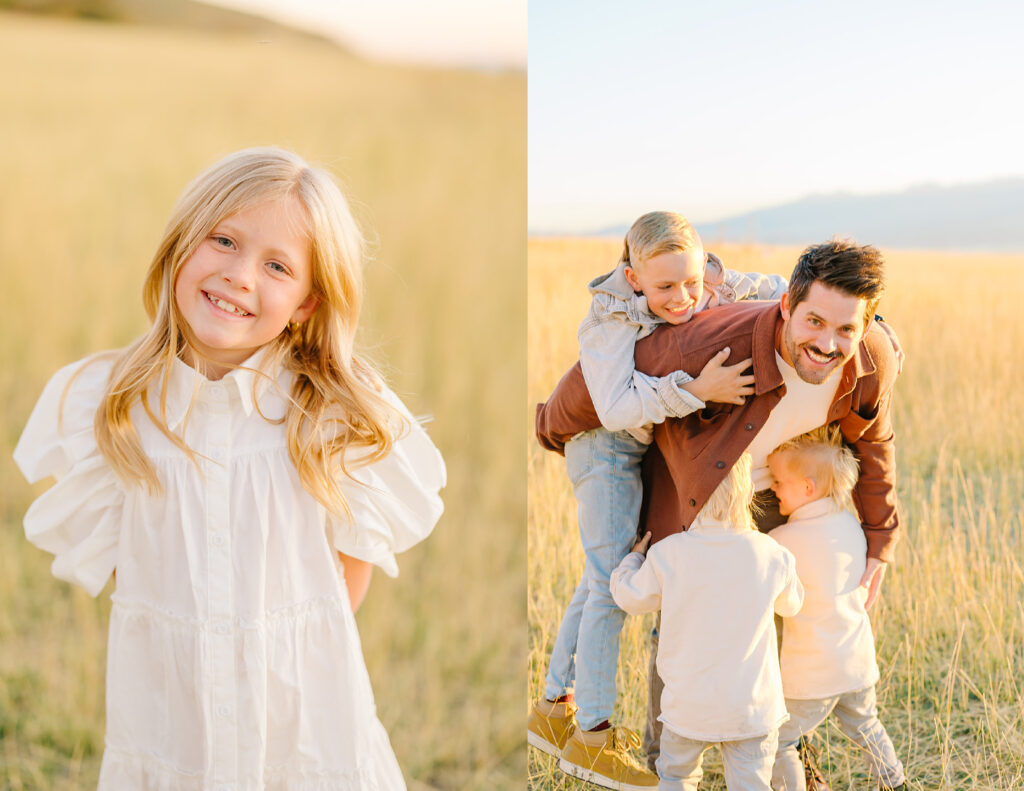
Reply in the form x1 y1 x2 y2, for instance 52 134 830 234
723 268 789 302
578 296 704 432
609 549 663 615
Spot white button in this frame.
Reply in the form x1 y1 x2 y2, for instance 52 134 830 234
211 384 225 397
210 533 225 546
217 704 232 717
216 624 230 635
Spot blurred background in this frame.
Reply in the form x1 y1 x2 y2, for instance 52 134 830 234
0 1 525 788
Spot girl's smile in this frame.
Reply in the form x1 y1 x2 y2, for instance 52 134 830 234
174 196 319 378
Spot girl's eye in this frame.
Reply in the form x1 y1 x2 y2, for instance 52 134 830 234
213 236 234 249
267 261 289 275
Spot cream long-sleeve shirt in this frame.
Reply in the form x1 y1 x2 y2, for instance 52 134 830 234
610 516 804 741
14 351 445 790
769 497 880 700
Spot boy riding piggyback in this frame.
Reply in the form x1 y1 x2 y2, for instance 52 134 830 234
529 211 788 788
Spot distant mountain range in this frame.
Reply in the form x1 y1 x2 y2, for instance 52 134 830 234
595 179 1024 252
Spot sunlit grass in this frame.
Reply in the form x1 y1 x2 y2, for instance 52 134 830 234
528 238 1024 790
0 13 525 789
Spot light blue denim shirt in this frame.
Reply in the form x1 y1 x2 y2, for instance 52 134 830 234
577 253 788 442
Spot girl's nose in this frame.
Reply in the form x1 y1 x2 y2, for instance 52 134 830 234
222 257 255 290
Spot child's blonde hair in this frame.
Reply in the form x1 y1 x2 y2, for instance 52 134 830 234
92 147 403 518
697 452 755 531
620 211 703 272
768 426 859 514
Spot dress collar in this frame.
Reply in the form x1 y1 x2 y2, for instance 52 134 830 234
157 348 288 431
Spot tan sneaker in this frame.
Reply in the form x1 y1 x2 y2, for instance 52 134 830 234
527 698 578 757
558 726 659 790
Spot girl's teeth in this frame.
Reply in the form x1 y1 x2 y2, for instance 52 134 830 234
208 293 248 315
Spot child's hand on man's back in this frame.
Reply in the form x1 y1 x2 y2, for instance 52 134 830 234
631 531 652 556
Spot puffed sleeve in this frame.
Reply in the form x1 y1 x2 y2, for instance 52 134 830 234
326 387 446 577
12 356 123 597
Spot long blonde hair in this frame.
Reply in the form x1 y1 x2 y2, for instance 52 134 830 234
697 452 755 531
93 147 403 518
768 426 859 515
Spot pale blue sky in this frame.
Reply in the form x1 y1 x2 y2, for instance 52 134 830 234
529 0 1024 232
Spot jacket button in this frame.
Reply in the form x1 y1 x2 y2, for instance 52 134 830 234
688 498 696 507
715 461 726 469
745 423 754 431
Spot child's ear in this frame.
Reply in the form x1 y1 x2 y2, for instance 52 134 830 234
291 294 320 323
803 476 816 498
624 266 642 293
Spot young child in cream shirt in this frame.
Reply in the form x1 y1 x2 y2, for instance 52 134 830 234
767 428 905 791
610 453 803 790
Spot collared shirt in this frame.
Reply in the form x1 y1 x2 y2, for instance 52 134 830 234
610 514 804 741
14 351 445 789
537 300 900 561
770 497 880 700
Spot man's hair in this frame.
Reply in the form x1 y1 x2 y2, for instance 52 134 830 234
620 211 703 272
768 426 859 514
789 238 886 327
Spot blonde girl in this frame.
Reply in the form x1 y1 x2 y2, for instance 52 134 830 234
610 454 803 790
14 147 445 790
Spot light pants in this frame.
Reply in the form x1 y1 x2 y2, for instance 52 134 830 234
544 427 647 730
772 686 905 791
658 726 778 791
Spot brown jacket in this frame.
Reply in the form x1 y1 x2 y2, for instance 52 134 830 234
536 300 900 562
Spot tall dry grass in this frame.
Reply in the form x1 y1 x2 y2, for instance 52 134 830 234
528 238 1024 789
0 13 525 789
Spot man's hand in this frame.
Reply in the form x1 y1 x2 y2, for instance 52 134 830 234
631 531 652 556
875 319 905 375
859 557 887 609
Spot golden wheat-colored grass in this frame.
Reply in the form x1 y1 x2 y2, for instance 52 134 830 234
528 237 1024 790
0 13 524 789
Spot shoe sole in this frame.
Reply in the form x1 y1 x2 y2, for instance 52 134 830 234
527 730 563 758
558 757 657 791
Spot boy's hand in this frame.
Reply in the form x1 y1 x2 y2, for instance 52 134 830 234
859 557 887 609
631 531 652 556
683 347 755 405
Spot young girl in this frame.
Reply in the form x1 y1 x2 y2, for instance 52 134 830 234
610 453 804 790
13 148 445 790
529 211 787 786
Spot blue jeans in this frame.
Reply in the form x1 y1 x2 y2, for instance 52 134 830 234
544 427 647 730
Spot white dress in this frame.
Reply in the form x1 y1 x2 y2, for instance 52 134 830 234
13 351 446 791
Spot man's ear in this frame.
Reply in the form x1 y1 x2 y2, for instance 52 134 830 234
291 293 320 323
624 266 642 293
780 291 791 321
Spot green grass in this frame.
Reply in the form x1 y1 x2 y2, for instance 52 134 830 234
0 13 524 789
528 239 1024 790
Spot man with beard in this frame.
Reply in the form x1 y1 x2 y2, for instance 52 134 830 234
536 239 901 788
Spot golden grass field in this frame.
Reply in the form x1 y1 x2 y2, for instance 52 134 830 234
528 238 1024 789
0 13 524 789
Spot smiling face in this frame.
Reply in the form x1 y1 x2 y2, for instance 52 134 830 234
624 248 705 325
779 281 867 384
173 196 319 379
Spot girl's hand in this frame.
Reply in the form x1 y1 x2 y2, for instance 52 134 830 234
683 347 755 405
632 531 652 556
